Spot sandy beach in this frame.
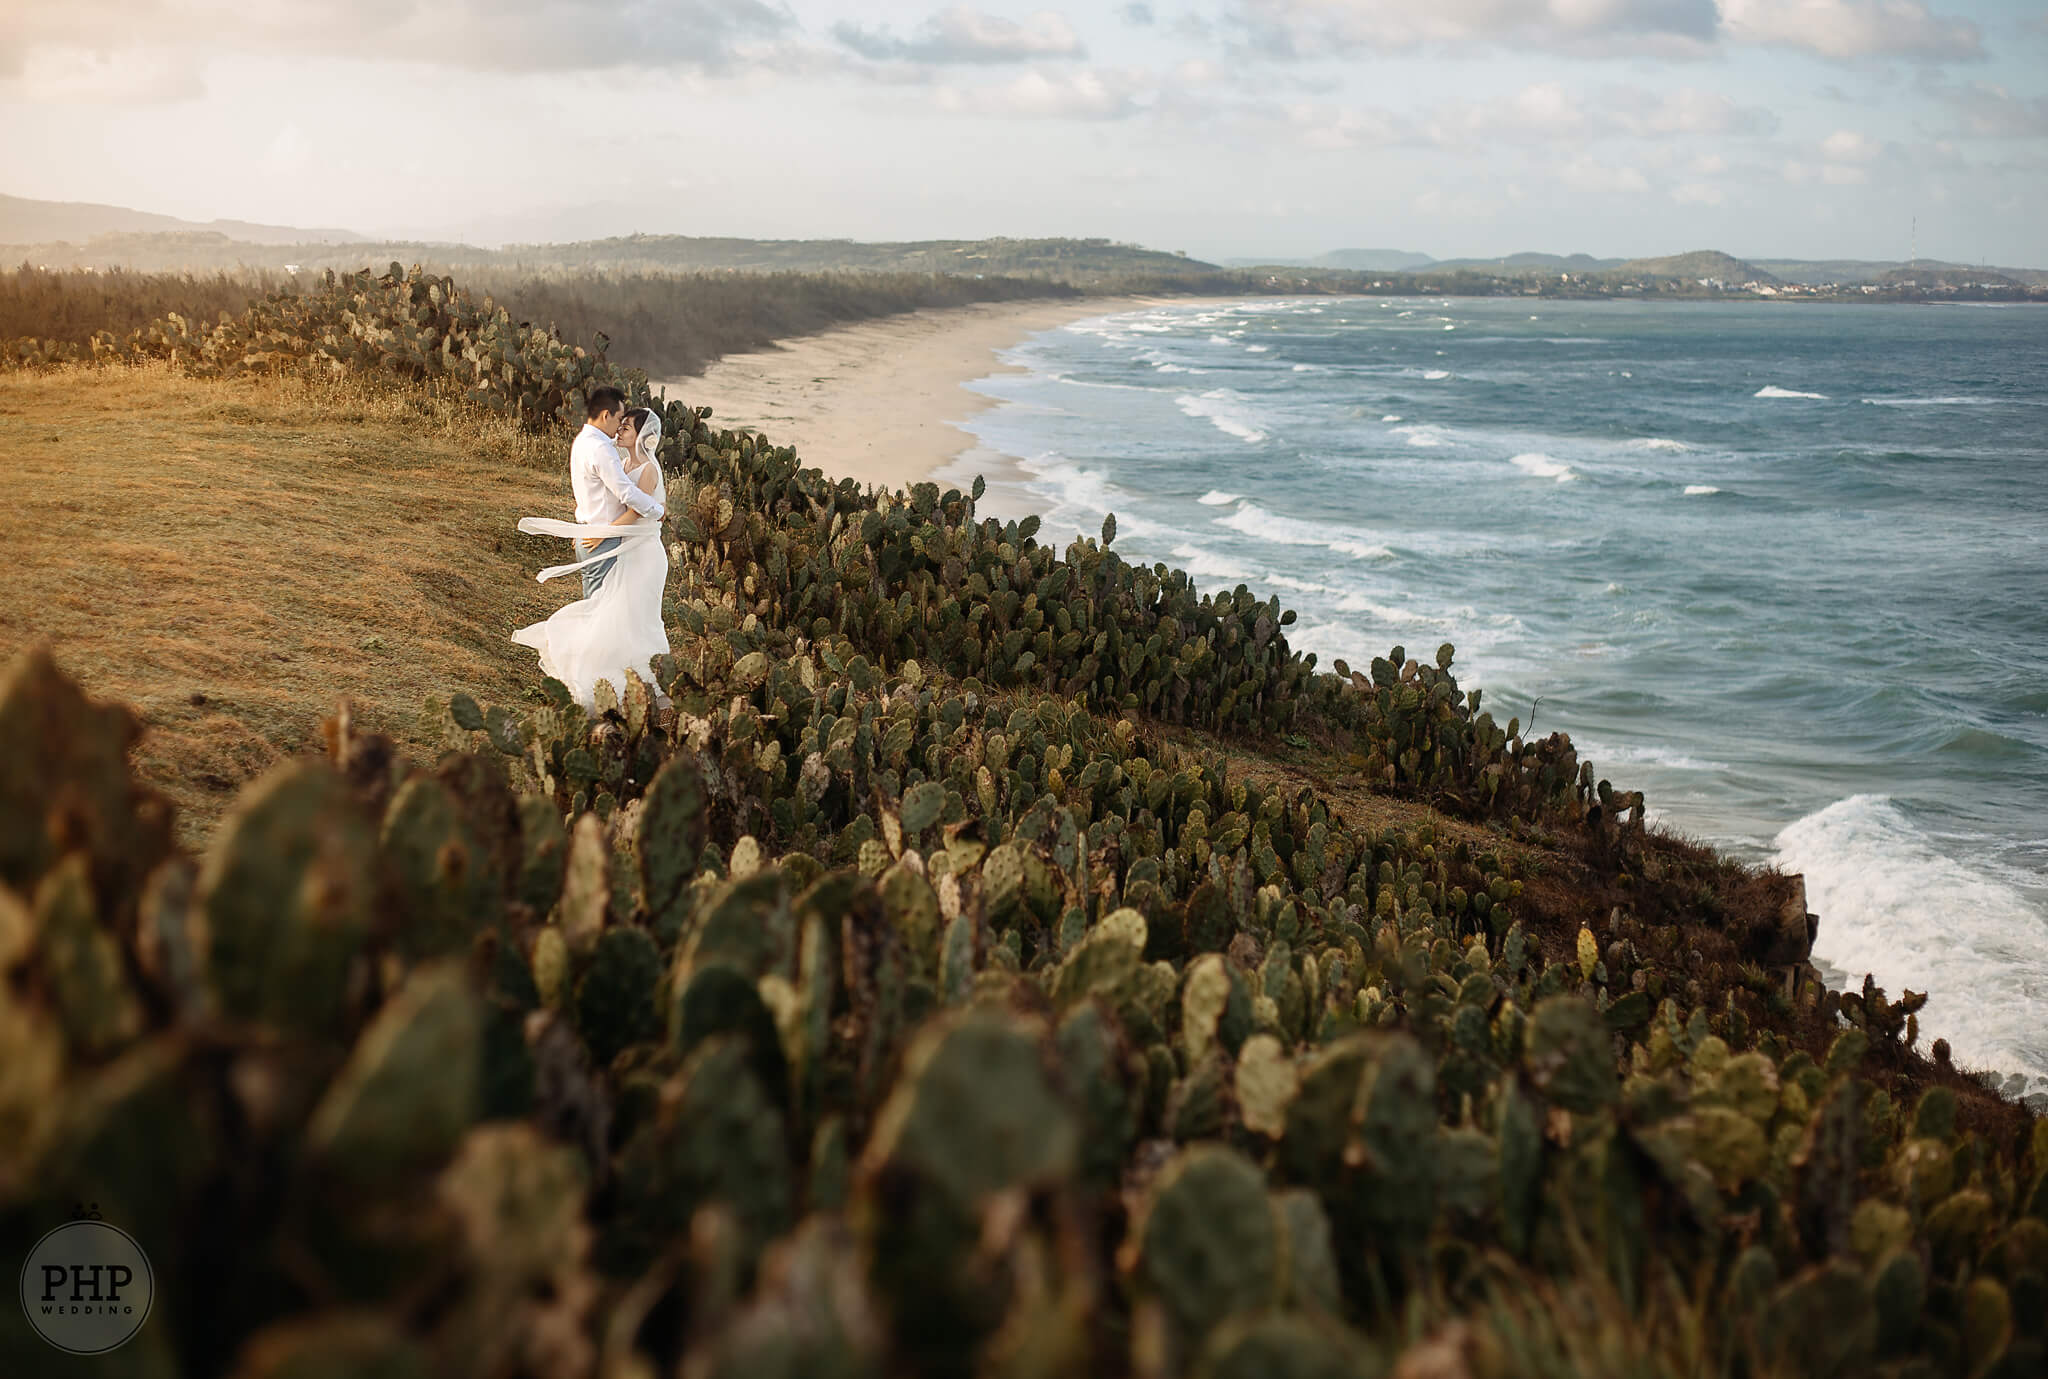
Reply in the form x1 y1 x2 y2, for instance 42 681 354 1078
657 295 1218 493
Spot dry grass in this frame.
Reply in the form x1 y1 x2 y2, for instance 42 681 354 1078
0 361 585 845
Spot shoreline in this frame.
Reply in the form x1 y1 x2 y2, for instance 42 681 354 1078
656 294 1242 495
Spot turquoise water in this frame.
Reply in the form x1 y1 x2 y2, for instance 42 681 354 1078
941 298 2048 1099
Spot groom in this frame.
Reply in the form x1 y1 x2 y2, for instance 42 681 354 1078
571 386 665 596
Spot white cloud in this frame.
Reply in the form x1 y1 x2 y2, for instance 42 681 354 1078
933 65 1152 119
1720 0 1981 61
1227 0 1720 57
1605 85 1778 136
1558 155 1651 193
1925 79 2048 137
0 0 790 80
1227 0 1983 60
835 8 1085 64
2 43 205 103
1671 181 1725 204
1821 128 1882 161
1417 82 1774 146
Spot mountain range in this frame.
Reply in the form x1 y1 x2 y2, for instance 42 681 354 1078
3 193 2040 288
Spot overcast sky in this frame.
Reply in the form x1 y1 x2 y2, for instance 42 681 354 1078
4 1 2045 264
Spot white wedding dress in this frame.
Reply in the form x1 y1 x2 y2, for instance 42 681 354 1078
511 419 671 712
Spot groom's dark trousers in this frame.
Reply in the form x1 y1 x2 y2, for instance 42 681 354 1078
576 536 622 597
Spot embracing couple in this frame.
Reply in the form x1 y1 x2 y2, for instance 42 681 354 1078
511 386 674 712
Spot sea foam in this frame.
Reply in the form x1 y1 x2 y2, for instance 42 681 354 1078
1510 453 1577 482
1170 544 1255 581
1775 795 2048 1091
1215 502 1393 561
1197 490 1240 506
1682 484 1721 496
1174 390 1267 444
1754 385 1829 399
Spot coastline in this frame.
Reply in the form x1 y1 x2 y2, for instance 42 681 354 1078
656 294 1238 495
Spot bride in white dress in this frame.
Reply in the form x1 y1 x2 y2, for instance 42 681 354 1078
511 406 672 711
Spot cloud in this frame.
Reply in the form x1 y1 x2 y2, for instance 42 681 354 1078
0 0 791 80
0 43 206 102
1417 82 1776 146
1175 78 1773 154
1226 0 1721 58
933 65 1151 118
1121 3 1156 24
1603 85 1779 136
1924 79 2048 137
1557 156 1651 195
1821 128 1882 161
834 7 1085 64
1719 0 1981 61
1225 0 1983 61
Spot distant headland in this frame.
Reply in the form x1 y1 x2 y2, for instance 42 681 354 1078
4 192 2041 304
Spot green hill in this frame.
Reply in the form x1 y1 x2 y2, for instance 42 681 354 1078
1611 250 1779 284
0 191 361 246
0 227 1217 282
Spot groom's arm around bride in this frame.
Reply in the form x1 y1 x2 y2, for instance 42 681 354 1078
570 386 665 597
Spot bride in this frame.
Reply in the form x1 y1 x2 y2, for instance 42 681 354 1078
512 406 672 712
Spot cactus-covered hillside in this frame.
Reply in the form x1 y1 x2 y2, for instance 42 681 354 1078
1 268 2044 1379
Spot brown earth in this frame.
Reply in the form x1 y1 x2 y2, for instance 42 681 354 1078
0 361 587 845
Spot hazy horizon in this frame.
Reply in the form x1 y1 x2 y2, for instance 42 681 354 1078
4 1 2045 267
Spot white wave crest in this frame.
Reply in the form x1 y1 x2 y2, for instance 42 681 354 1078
1153 362 1189 373
1215 502 1393 561
1197 490 1240 506
1245 344 1270 353
1423 369 1451 380
1861 396 1994 407
1577 740 1727 773
1170 544 1256 581
1012 454 1169 539
1260 572 1339 595
1174 390 1267 444
1754 385 1828 399
1391 424 1447 448
1510 453 1577 482
1775 795 2048 1089
1682 484 1721 496
1380 413 1402 422
1631 437 1691 453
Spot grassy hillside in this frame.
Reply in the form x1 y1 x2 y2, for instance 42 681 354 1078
1612 251 1779 284
0 191 361 245
0 363 569 843
2 230 1217 282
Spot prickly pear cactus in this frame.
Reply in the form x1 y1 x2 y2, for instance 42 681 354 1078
304 961 484 1189
1131 1144 1281 1345
199 760 379 1037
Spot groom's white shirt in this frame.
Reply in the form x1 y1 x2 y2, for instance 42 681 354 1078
571 422 665 526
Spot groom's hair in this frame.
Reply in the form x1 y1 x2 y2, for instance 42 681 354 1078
586 386 627 419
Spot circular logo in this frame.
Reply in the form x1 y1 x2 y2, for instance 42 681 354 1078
18 1220 154 1355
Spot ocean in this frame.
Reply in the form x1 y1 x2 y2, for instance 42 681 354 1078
938 296 2048 1102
